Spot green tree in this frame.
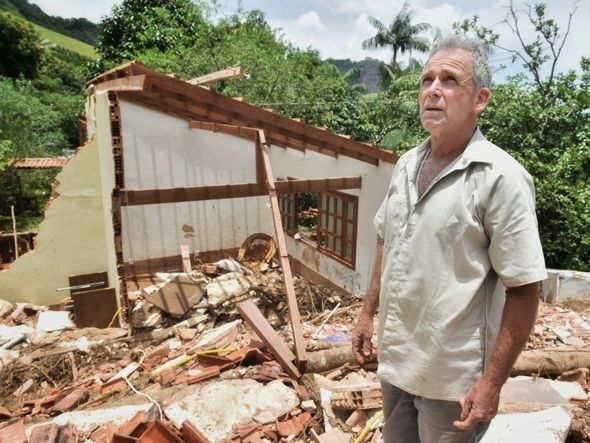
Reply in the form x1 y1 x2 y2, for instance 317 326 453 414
0 11 42 79
172 9 376 141
361 2 431 75
479 69 590 270
454 1 588 269
95 0 209 70
368 68 425 150
454 1 577 98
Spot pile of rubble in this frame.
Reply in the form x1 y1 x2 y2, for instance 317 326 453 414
0 258 589 442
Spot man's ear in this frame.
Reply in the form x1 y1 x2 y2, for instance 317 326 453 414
475 87 491 114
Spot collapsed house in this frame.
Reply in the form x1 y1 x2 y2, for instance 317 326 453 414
0 61 397 317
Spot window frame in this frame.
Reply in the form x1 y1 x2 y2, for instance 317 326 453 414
277 183 358 268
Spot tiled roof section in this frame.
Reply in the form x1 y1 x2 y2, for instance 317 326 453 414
9 157 71 169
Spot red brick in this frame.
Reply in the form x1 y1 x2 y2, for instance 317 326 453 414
29 423 59 443
0 420 27 443
181 420 210 443
51 389 89 413
136 420 183 443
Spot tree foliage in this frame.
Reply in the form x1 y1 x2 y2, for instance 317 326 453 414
0 11 42 79
0 0 99 45
95 0 209 70
362 0 431 87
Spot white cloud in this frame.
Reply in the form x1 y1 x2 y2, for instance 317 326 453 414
294 11 325 32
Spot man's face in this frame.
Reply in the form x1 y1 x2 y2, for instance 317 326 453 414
419 48 489 136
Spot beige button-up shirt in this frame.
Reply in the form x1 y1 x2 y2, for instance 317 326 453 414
374 129 547 400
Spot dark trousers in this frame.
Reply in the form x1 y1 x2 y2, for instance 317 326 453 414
381 381 490 443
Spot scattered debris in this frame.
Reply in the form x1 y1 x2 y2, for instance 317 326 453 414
1 256 590 442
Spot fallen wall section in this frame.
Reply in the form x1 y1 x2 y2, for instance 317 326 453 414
0 139 113 304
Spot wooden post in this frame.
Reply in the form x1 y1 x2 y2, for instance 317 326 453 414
11 205 18 259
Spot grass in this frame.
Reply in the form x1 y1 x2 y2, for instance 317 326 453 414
32 23 97 59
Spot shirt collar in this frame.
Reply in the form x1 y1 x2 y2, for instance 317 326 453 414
415 127 492 171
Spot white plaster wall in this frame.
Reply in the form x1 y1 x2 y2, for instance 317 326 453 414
118 101 274 262
0 139 111 304
269 146 394 296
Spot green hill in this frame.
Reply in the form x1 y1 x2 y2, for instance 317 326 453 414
0 0 99 45
32 22 96 59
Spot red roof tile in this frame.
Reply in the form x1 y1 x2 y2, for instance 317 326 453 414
9 157 71 169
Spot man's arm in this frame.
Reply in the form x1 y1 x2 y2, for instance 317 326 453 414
351 240 384 365
453 281 540 430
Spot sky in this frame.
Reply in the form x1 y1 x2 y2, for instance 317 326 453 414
30 0 589 80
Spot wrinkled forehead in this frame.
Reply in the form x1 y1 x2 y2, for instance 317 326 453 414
423 48 474 76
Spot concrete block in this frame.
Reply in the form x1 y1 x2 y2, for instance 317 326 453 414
481 406 572 443
542 269 590 302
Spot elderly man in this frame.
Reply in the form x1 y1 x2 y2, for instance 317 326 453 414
352 34 546 442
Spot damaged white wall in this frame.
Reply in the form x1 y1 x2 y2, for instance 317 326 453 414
270 147 393 296
118 101 393 295
0 93 118 304
118 101 274 263
0 88 393 304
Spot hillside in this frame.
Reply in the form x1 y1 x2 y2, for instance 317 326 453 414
326 57 383 93
0 0 99 45
33 22 97 59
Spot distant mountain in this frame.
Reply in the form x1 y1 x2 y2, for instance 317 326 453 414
326 57 384 93
0 0 99 45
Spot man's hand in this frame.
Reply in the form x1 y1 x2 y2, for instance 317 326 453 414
453 378 500 430
352 315 376 365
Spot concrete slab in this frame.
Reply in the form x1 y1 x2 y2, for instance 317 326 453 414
25 403 158 439
500 376 569 406
163 379 300 442
481 406 572 443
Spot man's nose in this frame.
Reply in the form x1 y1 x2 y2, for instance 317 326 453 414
426 78 442 96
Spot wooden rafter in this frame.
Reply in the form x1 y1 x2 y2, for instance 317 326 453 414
187 66 244 85
119 176 361 206
101 63 398 165
257 129 307 369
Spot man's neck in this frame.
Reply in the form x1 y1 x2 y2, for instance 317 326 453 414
429 126 477 160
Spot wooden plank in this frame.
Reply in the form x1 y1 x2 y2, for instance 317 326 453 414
120 183 266 206
180 244 192 274
188 120 258 141
258 131 307 369
148 74 396 162
119 177 360 206
237 300 300 379
187 66 244 85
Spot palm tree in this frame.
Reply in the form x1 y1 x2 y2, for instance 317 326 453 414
362 2 431 72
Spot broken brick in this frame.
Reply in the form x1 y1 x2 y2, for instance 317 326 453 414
51 389 90 414
0 406 12 419
56 424 78 443
181 420 210 443
117 411 150 437
0 419 27 443
136 420 183 443
29 423 59 443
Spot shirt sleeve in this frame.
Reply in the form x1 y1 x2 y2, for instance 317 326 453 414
484 164 547 287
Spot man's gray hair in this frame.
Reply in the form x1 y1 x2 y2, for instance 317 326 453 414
429 34 492 89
